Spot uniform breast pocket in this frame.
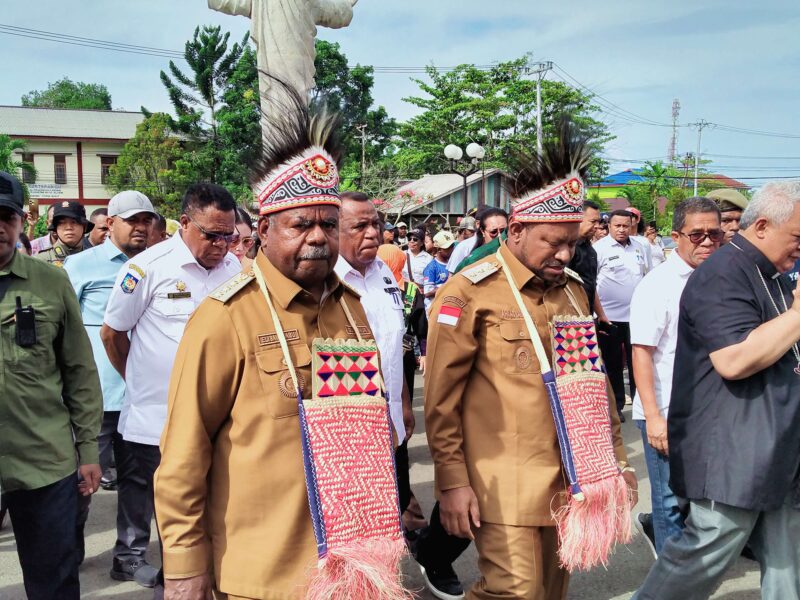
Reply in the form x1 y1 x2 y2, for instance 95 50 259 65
0 314 58 369
151 295 194 341
255 345 312 419
498 321 541 375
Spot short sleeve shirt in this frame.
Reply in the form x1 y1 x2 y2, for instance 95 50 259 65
669 234 800 510
104 233 240 445
334 256 406 439
64 239 129 411
594 235 647 322
406 250 433 285
423 259 450 309
630 251 693 420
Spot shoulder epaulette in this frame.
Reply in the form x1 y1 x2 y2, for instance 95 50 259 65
340 280 362 298
565 267 584 284
210 270 255 303
459 260 500 284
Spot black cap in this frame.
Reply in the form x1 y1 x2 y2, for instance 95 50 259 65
0 171 24 217
50 200 94 232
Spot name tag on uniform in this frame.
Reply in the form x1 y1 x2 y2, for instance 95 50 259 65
606 254 623 269
167 292 192 299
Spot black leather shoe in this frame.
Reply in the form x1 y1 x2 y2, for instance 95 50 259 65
100 476 118 491
110 558 159 588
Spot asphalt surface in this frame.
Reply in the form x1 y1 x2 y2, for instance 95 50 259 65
0 381 761 600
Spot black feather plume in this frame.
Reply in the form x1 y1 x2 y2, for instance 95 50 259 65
249 72 344 189
504 117 593 200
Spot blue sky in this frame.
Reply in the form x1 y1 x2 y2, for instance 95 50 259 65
2 0 799 184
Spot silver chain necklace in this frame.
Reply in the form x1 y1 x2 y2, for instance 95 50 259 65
731 241 800 374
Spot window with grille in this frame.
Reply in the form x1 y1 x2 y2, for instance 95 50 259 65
100 156 117 185
54 155 67 185
21 153 35 184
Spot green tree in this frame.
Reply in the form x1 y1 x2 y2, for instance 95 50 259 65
393 57 612 180
0 135 37 206
107 113 194 218
153 25 248 182
313 41 396 186
21 77 112 110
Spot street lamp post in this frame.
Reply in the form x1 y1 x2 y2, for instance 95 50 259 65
444 142 486 214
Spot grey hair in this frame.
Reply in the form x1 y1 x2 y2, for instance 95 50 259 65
672 197 720 231
740 179 800 230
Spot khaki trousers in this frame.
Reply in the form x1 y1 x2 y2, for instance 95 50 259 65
468 523 569 600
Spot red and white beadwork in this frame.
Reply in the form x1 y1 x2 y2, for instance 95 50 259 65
254 145 341 216
511 174 585 223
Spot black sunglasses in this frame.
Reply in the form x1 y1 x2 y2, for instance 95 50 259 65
189 217 237 245
679 229 724 244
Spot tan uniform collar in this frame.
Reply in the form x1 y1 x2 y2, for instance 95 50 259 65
499 240 568 292
255 251 343 310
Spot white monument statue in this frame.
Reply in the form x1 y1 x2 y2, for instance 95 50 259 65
209 0 358 117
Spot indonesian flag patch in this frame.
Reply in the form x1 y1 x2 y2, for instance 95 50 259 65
437 305 462 326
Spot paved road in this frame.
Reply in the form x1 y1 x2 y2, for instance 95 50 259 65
0 384 761 599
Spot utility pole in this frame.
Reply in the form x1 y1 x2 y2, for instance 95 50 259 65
688 120 711 195
668 99 680 166
356 123 367 185
524 60 553 154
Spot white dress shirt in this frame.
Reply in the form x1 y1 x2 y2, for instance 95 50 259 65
104 232 240 445
334 255 406 440
405 249 432 285
594 234 647 322
630 250 694 420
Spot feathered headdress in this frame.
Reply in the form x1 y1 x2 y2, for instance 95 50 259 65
505 118 593 223
249 75 344 216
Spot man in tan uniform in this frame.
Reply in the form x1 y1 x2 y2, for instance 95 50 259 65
154 101 385 599
425 124 637 600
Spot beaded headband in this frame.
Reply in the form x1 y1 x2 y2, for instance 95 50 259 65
511 174 585 223
254 146 340 216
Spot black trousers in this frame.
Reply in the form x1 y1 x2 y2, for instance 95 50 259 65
4 473 80 600
416 502 471 570
598 320 636 413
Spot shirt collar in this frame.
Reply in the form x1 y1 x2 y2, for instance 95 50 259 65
256 251 342 310
731 233 780 279
102 238 128 261
334 255 381 283
669 248 695 277
0 250 28 279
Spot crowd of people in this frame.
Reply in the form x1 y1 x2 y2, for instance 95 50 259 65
1 103 799 600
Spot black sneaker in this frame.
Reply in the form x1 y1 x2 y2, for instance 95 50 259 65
634 512 657 559
417 561 465 600
110 557 159 588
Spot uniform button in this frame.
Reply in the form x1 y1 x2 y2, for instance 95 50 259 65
519 331 526 337
281 358 287 365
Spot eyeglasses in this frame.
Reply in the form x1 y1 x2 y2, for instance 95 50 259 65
189 217 237 246
234 235 255 249
486 227 506 236
407 236 421 242
679 229 725 244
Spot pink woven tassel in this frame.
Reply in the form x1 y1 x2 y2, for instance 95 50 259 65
553 474 632 571
305 537 412 600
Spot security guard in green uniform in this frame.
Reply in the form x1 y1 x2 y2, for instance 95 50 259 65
0 172 102 599
36 200 93 267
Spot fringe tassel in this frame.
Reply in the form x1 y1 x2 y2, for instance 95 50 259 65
552 474 632 572
305 537 413 600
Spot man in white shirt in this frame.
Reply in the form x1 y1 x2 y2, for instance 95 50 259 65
594 209 648 421
405 227 432 285
334 192 414 513
100 184 240 590
630 197 722 557
627 206 653 271
446 215 478 273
